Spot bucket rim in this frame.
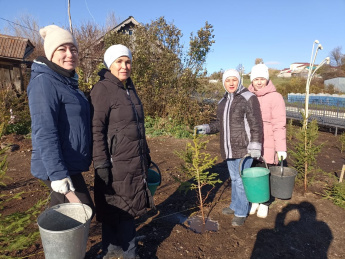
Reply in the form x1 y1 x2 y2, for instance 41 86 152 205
241 174 269 178
242 167 270 178
270 166 298 178
270 174 297 178
38 219 90 234
239 154 268 177
37 203 92 233
148 181 160 185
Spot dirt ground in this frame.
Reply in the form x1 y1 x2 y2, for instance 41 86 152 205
1 127 345 259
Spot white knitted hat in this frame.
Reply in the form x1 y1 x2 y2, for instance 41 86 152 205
104 44 132 69
222 69 241 86
39 25 78 61
250 64 269 82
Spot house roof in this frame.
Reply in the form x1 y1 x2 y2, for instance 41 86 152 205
292 62 309 65
110 16 139 33
94 16 140 45
79 16 140 61
0 34 35 61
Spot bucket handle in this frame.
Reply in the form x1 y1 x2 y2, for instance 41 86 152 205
65 191 90 223
239 154 268 177
280 157 284 177
150 161 162 186
44 191 89 223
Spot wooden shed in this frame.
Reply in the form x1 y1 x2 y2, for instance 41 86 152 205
0 34 35 92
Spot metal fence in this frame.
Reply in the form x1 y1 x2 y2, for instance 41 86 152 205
287 94 345 108
285 98 345 135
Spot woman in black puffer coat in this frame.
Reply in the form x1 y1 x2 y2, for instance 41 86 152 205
90 44 154 259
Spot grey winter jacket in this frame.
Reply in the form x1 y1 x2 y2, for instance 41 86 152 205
27 60 92 181
90 69 153 221
209 85 263 159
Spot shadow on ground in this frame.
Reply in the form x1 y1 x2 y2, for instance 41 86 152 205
251 201 333 259
135 160 230 258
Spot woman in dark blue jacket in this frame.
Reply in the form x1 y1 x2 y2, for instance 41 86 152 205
27 25 94 210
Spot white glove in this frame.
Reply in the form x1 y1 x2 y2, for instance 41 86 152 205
249 149 261 159
51 176 75 194
195 124 210 134
277 151 287 161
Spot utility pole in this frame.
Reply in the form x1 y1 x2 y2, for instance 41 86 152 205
237 64 244 83
68 0 73 34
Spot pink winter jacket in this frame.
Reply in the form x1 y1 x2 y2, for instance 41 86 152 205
248 80 286 164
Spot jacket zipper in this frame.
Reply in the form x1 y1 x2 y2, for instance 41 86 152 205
126 89 146 180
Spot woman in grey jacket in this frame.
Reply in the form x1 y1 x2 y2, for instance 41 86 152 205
196 69 263 226
90 45 154 259
27 25 93 210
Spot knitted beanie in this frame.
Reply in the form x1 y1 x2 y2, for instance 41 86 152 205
39 25 78 61
104 44 132 69
250 64 269 82
222 69 241 86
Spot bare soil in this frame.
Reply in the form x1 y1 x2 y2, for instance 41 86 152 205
1 128 345 259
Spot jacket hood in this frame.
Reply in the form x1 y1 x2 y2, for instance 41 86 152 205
248 80 277 97
223 84 245 99
31 60 79 88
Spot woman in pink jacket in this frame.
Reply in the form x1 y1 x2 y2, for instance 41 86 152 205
248 64 287 218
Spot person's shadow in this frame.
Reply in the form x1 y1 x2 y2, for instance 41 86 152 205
251 201 333 259
85 157 231 258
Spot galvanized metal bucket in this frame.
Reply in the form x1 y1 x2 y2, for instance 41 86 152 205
37 203 92 259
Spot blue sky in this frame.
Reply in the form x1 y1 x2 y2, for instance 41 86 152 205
1 0 344 74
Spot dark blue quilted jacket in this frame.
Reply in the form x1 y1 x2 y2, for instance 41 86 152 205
27 61 92 181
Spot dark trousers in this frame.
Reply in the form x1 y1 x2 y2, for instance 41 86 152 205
43 173 95 218
102 217 137 259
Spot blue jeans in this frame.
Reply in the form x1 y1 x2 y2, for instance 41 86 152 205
227 157 253 217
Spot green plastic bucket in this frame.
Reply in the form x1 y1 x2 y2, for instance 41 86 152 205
239 155 270 203
147 162 161 196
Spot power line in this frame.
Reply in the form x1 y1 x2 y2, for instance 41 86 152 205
84 0 96 24
0 17 39 33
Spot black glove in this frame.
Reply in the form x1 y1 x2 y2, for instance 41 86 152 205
95 168 111 185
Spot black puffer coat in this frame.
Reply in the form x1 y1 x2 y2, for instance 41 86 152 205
90 69 154 222
209 85 263 159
